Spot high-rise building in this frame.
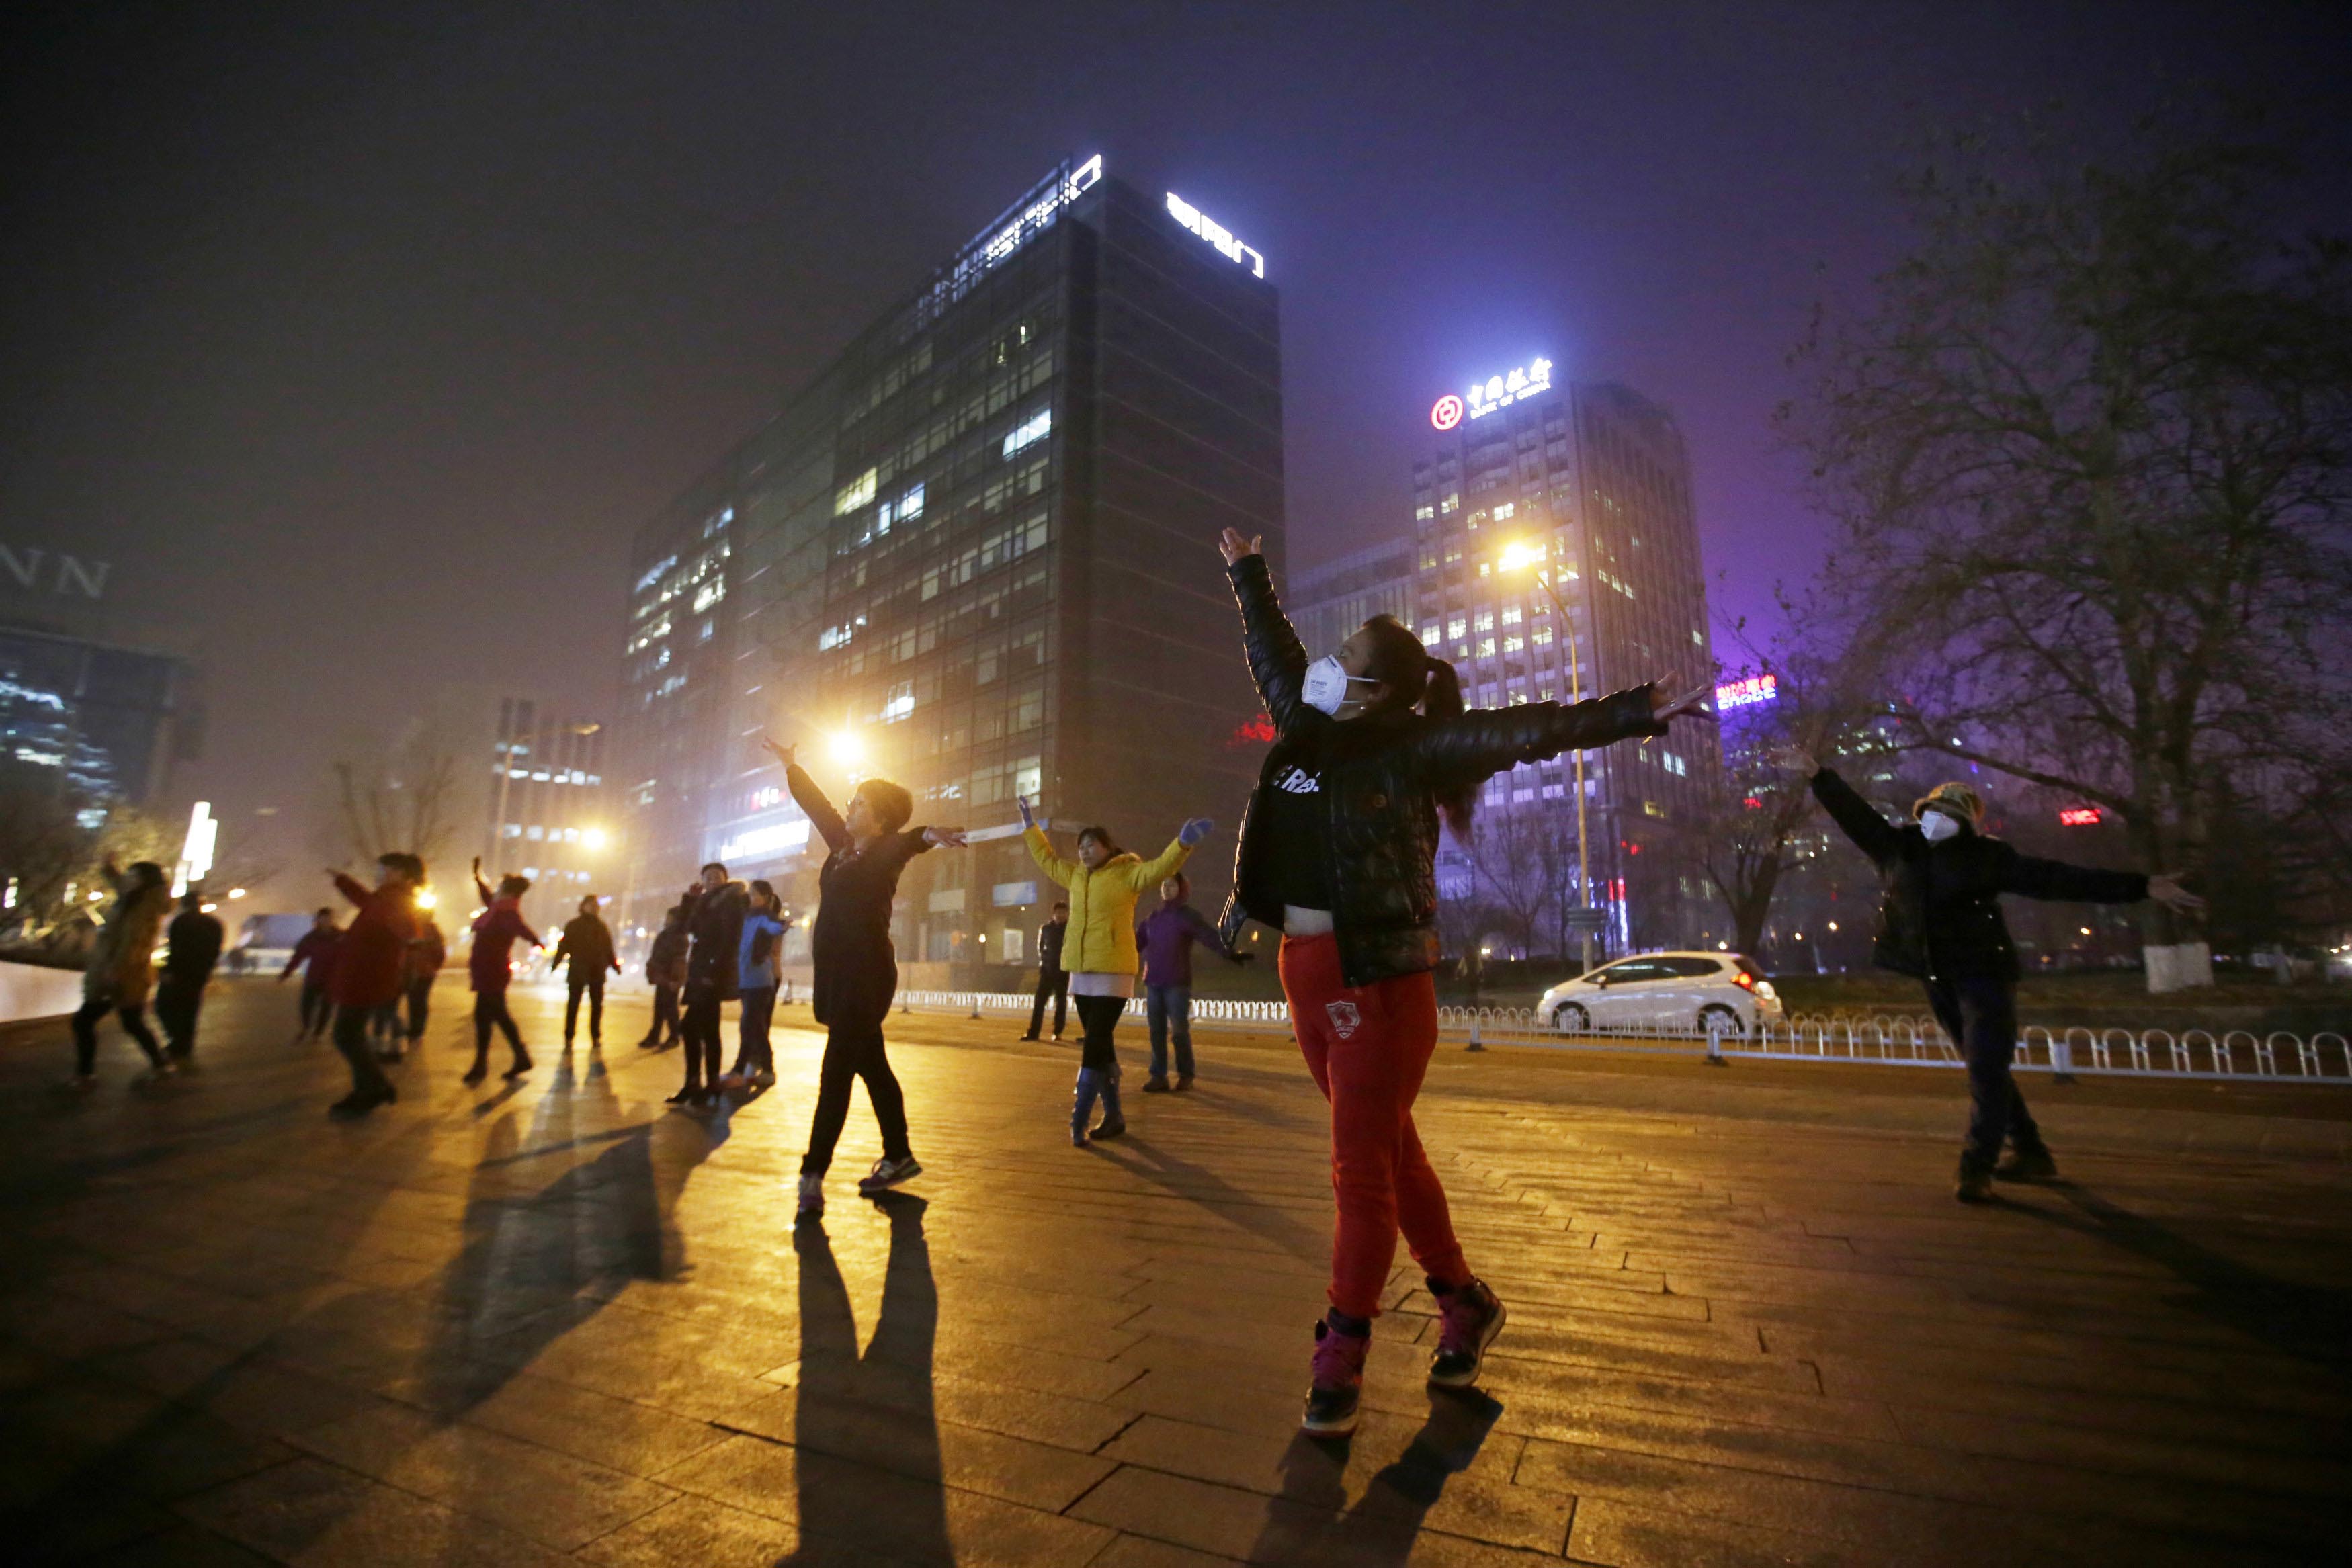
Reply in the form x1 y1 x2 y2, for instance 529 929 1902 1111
617 157 1284 975
1400 369 1722 956
478 697 612 932
1290 537 1416 660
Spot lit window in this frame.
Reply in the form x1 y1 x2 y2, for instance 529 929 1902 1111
1493 502 1515 521
1446 617 1466 638
1503 636 1523 653
1414 505 1434 520
1440 494 1459 514
1532 627 1554 646
1478 638 1496 657
1003 407 1052 458
1500 606 1521 625
1420 623 1442 643
1474 611 1494 632
835 468 877 514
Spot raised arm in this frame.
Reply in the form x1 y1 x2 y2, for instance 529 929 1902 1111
471 857 493 908
1222 547 1322 740
331 871 371 908
1805 766 1904 867
1409 687 1667 785
1023 825 1078 889
1129 836 1195 893
784 763 851 855
1997 846 2150 906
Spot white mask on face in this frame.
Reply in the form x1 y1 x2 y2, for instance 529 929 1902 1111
1302 655 1380 715
1919 809 1964 842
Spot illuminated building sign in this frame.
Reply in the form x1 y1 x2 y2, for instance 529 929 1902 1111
1165 193 1265 277
1431 394 1464 431
921 155 1103 325
2058 806 2103 827
1714 674 1778 710
1464 357 1553 421
716 819 811 863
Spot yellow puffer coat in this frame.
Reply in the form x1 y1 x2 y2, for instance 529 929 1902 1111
1024 827 1192 976
85 876 170 1006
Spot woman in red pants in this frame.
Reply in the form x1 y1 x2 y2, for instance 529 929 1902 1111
1215 527 1710 1434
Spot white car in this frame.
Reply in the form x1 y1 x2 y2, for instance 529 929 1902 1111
1538 951 1783 1037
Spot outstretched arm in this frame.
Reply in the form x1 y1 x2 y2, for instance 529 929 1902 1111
782 760 851 855
1410 685 1671 785
1130 836 1195 892
1221 539 1320 739
471 857 493 907
1023 824 1077 889
1999 846 2152 906
331 871 370 908
1802 763 1904 867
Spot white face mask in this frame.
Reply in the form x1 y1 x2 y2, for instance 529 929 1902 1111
1919 810 1965 842
1302 655 1379 716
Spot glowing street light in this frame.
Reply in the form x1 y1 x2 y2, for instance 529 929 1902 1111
415 888 439 910
1500 541 1598 973
581 826 610 851
227 887 248 900
827 730 866 768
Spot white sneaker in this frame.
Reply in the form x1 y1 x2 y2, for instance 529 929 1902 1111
752 1068 777 1088
857 1155 921 1194
796 1174 824 1217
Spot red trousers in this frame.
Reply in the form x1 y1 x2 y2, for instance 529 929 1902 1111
1280 932 1470 1319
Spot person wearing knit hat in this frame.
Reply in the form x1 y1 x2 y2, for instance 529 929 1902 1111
1771 746 2203 1203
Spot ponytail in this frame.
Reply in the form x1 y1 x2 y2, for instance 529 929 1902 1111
1421 658 1475 838
1359 615 1476 838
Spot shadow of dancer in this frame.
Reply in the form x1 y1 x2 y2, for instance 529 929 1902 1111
415 1081 718 1415
2017 1182 2352 1370
1243 1388 1505 1566
780 1192 951 1566
1095 1133 1325 1261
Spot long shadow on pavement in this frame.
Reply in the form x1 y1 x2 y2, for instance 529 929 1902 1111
2017 1182 2352 1371
780 1192 951 1566
1243 1388 1505 1565
413 1063 718 1413
1091 1133 1325 1260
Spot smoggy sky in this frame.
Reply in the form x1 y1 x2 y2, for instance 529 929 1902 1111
5 1 2347 902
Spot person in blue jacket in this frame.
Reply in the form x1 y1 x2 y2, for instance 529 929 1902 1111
730 879 788 1089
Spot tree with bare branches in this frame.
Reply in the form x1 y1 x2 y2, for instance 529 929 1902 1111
1783 103 2352 986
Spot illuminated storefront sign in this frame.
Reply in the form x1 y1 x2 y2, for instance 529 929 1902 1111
1714 674 1778 710
1431 394 1464 431
1166 193 1265 277
2058 806 2102 826
1464 357 1552 420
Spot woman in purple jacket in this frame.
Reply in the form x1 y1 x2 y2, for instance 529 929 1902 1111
1134 873 1249 1092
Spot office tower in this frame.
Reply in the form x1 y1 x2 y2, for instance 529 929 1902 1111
618 158 1284 971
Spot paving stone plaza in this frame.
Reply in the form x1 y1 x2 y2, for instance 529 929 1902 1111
4 978 2349 1565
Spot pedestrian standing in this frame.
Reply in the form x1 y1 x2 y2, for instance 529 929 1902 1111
279 909 341 1040
730 879 787 1087
1021 799 1210 1145
550 894 622 1049
154 889 224 1065
403 910 445 1045
64 857 173 1090
464 858 542 1085
1019 901 1070 1041
1216 525 1711 1434
325 854 423 1118
673 863 746 1106
761 738 966 1215
1135 872 1249 1092
1771 748 2204 1201
637 899 690 1049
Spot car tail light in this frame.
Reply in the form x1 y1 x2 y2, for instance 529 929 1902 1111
1731 971 1755 990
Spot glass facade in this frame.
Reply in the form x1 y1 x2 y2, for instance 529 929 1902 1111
616 162 1284 973
1288 380 1721 959
0 627 196 816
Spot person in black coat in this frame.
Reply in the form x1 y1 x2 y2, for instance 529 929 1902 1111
155 890 224 1063
673 867 746 1106
1021 900 1070 1041
636 900 691 1049
1775 748 2203 1201
1218 526 1709 1436
550 895 622 1048
761 737 966 1217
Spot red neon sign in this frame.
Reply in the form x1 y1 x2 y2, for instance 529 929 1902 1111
2058 806 2101 826
1431 394 1464 431
1226 713 1277 748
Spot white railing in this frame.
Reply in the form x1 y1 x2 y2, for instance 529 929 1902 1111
882 989 2352 1084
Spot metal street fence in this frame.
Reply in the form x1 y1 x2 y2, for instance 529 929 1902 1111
883 988 2351 1084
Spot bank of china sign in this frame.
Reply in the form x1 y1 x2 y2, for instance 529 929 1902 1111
1433 357 1554 429
1166 193 1265 278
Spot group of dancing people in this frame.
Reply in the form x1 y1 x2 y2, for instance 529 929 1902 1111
62 526 2204 1435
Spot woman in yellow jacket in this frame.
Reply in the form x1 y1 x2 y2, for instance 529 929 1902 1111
67 856 174 1089
1021 795 1214 1145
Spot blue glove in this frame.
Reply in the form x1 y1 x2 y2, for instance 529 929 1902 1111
1177 816 1214 847
1016 794 1036 830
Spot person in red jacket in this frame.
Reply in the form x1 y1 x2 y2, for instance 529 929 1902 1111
325 853 423 1119
465 857 542 1085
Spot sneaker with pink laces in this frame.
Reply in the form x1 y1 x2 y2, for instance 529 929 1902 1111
1302 1317 1369 1435
1427 1277 1505 1388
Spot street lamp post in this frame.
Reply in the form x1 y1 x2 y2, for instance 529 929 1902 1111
1500 542 1597 975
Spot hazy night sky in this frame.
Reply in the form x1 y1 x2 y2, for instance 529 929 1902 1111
5 1 2347 903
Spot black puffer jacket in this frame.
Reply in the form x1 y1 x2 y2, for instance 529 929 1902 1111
684 881 748 1001
1218 554 1665 988
1810 767 2148 984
